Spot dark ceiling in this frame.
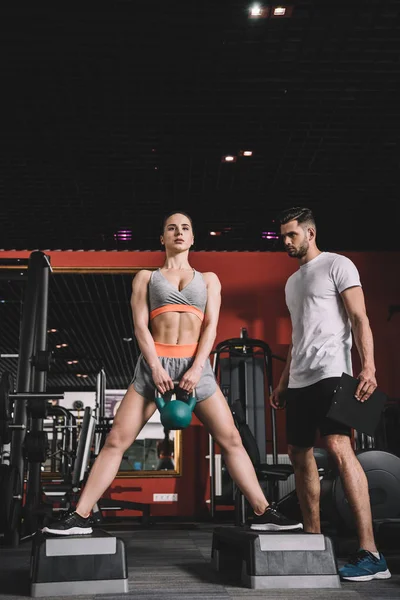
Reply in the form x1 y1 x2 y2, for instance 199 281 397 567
1 1 400 252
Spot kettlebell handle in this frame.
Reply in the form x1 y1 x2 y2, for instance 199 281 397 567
155 381 196 400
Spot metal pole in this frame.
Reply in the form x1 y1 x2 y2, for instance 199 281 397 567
8 252 48 546
23 255 50 538
264 352 278 465
209 352 219 518
95 368 106 419
100 368 106 419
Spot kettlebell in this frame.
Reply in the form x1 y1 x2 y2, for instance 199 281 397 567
155 382 197 430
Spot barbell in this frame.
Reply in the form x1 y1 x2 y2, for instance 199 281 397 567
0 371 64 444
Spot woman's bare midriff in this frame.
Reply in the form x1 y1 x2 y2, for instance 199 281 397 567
150 312 202 345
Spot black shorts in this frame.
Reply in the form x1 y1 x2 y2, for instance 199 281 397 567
285 377 352 448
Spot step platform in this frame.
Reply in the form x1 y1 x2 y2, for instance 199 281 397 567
211 527 341 589
30 529 128 597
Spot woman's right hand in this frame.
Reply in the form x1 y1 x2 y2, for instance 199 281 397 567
151 365 174 395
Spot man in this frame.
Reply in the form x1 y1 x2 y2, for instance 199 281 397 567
270 206 391 581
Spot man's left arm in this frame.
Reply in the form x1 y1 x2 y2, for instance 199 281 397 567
341 286 377 402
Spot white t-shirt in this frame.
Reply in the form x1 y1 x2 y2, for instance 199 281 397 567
285 252 361 388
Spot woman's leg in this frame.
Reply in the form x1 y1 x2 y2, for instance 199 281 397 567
76 384 156 517
194 388 269 515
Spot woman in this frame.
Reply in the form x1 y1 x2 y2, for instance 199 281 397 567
43 211 301 534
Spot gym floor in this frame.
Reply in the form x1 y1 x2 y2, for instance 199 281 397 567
0 521 399 600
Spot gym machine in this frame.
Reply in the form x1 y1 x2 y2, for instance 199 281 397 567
0 251 59 546
208 331 294 524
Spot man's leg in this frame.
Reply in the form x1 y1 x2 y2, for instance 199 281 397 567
325 434 376 552
288 445 321 533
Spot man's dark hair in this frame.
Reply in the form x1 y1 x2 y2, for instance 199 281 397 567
162 210 194 232
276 206 316 229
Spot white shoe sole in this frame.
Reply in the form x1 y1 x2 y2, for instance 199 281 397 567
41 526 93 536
250 523 303 531
341 569 391 582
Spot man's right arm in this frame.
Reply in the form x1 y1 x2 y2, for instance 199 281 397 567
270 343 292 409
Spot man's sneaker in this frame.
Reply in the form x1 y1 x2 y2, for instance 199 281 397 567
339 549 391 582
250 506 303 531
42 511 93 536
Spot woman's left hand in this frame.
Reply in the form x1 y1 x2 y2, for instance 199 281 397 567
179 365 203 394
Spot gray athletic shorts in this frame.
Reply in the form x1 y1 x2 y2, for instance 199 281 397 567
130 354 217 403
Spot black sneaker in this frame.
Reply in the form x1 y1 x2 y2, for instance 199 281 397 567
250 506 303 531
42 511 93 536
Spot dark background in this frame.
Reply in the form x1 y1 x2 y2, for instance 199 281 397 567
1 0 399 252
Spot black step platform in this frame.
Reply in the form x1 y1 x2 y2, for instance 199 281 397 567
211 527 341 589
30 529 128 597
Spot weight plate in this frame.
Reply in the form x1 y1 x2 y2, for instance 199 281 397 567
0 371 13 421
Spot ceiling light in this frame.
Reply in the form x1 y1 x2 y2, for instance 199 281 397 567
67 360 79 365
239 150 253 157
47 328 58 333
123 337 133 342
114 229 132 242
262 231 279 240
55 344 62 349
61 343 68 347
222 155 237 163
76 373 82 377
271 5 293 17
249 4 268 17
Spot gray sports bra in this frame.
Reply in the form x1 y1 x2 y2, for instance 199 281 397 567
148 269 207 322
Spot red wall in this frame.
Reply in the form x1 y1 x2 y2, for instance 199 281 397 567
2 250 400 518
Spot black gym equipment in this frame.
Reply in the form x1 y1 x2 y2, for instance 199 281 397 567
0 251 61 546
0 374 62 445
209 334 294 520
0 463 21 537
230 398 294 525
320 449 400 530
41 406 101 521
47 404 78 477
375 398 400 458
211 528 340 589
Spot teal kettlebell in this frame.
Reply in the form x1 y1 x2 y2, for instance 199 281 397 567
155 383 197 430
